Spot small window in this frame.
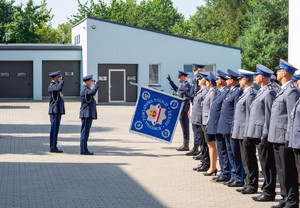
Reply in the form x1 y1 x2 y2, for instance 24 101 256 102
65 71 74 77
149 64 160 85
0 72 10 77
17 72 27 78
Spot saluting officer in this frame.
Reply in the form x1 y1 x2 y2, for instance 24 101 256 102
216 69 244 187
187 72 209 156
268 59 300 208
176 71 192 151
79 74 99 155
231 69 257 194
48 70 65 153
189 64 205 97
206 70 230 181
245 64 277 202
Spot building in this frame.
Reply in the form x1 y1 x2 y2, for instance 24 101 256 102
0 17 241 103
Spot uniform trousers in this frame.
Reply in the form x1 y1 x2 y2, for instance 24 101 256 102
215 134 231 179
49 114 62 150
80 118 93 153
200 125 210 167
241 138 259 190
192 124 202 145
229 138 244 183
224 134 238 182
256 140 276 197
179 112 189 141
273 143 299 208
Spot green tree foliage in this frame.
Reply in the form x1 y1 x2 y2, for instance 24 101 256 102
236 0 288 70
0 0 14 42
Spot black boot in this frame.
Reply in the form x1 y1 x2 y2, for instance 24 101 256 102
176 140 189 151
185 144 200 156
192 152 203 160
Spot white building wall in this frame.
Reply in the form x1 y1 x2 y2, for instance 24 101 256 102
288 0 300 68
72 18 241 102
0 50 81 100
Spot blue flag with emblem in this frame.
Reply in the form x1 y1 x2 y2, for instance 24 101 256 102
130 83 184 143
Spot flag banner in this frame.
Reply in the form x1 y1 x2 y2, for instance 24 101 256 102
130 84 184 143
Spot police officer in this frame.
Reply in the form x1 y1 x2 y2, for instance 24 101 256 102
216 69 244 187
231 69 257 193
289 90 300 208
206 70 230 180
245 64 277 202
79 74 99 155
201 72 219 175
268 59 300 208
48 70 65 153
176 71 192 151
292 70 300 88
187 72 209 156
189 64 205 97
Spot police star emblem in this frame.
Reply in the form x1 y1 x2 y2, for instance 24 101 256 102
146 104 166 125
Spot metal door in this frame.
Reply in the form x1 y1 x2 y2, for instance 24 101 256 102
109 69 126 102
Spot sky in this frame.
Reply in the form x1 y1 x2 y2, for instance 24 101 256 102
14 0 205 28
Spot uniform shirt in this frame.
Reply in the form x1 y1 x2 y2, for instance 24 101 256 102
202 87 219 126
268 80 300 144
190 86 209 125
289 97 300 149
245 83 276 139
178 80 192 115
217 85 243 135
231 86 256 139
48 80 65 115
79 84 99 119
206 86 230 135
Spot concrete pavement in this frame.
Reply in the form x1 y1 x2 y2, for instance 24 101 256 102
0 101 283 208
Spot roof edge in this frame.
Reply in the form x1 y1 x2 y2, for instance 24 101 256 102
77 16 242 52
0 44 82 51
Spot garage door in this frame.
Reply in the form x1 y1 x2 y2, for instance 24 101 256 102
0 61 33 98
42 61 80 97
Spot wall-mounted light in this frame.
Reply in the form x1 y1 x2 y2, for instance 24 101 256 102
92 25 96 29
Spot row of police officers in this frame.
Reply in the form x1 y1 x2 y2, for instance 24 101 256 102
167 60 300 208
48 71 99 155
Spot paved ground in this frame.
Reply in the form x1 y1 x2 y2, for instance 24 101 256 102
0 101 284 208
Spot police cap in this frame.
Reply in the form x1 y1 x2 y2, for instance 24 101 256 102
49 70 61 78
256 64 274 78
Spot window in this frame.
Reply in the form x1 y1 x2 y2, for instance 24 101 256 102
0 72 10 77
149 64 160 86
204 64 215 73
17 72 27 78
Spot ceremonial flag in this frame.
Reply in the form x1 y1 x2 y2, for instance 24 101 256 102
130 84 183 143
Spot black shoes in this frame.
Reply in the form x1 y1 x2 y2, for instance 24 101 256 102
185 145 200 156
50 148 63 153
241 188 257 194
203 169 217 176
214 177 230 183
192 153 203 160
176 144 189 151
227 181 244 187
270 202 286 208
236 187 246 192
80 151 94 155
193 164 203 171
252 194 275 202
196 164 209 172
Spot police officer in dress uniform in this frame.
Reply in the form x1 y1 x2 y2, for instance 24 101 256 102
79 74 99 155
48 70 65 153
289 88 300 208
216 69 244 187
268 59 300 208
201 72 219 175
206 70 230 181
187 72 209 156
176 71 192 151
245 64 277 202
189 64 205 98
231 69 257 193
292 70 300 88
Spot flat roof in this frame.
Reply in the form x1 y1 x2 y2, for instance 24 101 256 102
73 16 242 52
0 44 82 51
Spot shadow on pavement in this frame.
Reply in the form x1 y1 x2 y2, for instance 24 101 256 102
0 124 115 134
0 162 164 208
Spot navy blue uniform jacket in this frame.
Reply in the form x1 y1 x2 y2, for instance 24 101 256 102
48 80 65 115
79 84 99 119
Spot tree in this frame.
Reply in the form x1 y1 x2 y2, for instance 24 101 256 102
0 0 14 43
4 0 53 43
236 0 288 70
